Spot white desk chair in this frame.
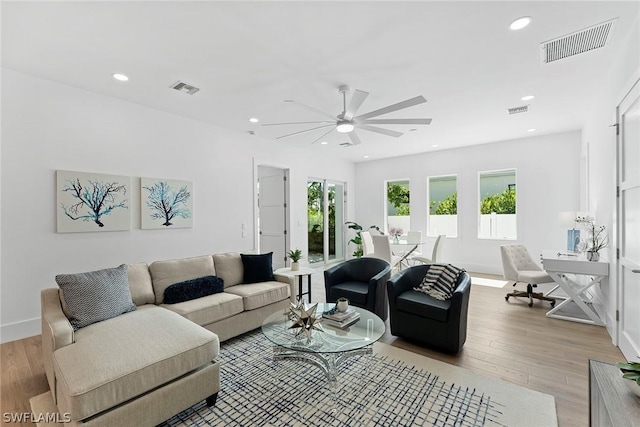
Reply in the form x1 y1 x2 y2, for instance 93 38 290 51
361 231 375 257
371 235 402 270
412 234 445 265
500 245 556 308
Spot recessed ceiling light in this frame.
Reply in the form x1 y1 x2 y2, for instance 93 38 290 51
521 95 535 101
249 117 259 123
432 144 439 147
112 73 129 82
527 128 537 132
510 16 532 30
363 155 369 159
320 141 328 145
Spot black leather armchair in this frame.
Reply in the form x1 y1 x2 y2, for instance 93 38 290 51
324 258 392 321
387 264 471 353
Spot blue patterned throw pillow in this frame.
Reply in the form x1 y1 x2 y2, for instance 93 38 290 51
414 264 465 301
56 264 136 330
163 275 224 304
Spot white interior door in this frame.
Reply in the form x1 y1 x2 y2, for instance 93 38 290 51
617 79 640 362
258 166 288 270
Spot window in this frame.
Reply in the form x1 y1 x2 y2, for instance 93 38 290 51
428 175 457 237
386 180 410 235
478 169 517 239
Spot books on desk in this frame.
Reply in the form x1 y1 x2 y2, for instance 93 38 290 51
322 308 360 329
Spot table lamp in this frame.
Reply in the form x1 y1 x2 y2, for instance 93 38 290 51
559 211 580 252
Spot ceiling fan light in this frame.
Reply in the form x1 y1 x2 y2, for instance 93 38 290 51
336 123 354 133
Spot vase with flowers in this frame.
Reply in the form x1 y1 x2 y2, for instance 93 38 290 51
576 215 608 261
389 227 404 244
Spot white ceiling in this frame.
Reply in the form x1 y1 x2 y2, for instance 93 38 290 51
3 1 639 162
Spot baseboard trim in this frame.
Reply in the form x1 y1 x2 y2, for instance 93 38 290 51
1 317 41 343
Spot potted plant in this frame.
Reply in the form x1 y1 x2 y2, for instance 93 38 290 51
576 215 608 261
617 361 640 397
287 248 302 271
345 221 382 257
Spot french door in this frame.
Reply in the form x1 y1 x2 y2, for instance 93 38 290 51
307 179 345 264
617 79 640 362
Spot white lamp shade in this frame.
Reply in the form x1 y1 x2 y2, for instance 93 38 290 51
559 211 577 228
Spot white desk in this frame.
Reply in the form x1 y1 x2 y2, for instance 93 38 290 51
541 251 609 326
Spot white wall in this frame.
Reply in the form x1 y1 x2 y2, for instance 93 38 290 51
355 131 582 274
582 13 640 335
0 69 355 342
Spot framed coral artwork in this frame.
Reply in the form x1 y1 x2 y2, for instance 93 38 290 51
140 178 193 229
56 170 130 233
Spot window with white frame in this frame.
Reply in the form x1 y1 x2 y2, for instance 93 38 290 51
478 169 517 239
386 180 410 236
428 175 457 237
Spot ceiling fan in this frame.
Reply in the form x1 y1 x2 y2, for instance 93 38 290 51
262 85 432 146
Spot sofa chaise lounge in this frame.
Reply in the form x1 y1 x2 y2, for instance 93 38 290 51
41 252 295 426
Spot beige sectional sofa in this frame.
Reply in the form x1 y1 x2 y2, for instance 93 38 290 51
41 252 295 426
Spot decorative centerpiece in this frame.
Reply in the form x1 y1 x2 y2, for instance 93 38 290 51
576 215 608 261
288 300 322 343
389 227 403 244
287 248 302 271
336 297 349 313
617 361 640 397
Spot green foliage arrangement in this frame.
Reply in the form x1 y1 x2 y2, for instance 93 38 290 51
430 192 457 215
345 221 382 257
617 361 640 387
387 183 410 216
480 187 516 214
287 248 302 262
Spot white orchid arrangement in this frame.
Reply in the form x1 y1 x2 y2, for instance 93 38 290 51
576 215 608 252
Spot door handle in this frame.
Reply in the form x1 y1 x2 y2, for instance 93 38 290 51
633 269 640 273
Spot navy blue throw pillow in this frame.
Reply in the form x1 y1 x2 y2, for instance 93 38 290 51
163 275 224 304
240 252 275 284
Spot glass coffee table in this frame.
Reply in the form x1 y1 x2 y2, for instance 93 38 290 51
261 303 385 390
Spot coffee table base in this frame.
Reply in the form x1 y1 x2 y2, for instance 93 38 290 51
272 345 372 383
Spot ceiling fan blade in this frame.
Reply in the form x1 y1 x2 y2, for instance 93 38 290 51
347 131 362 146
310 127 336 144
355 95 427 120
359 118 432 125
343 90 369 121
276 124 335 140
287 100 337 121
262 120 335 127
356 123 403 138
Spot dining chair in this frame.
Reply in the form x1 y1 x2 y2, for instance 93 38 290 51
412 234 445 265
361 231 375 256
371 235 402 270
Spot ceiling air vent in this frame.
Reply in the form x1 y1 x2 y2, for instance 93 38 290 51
540 18 617 64
170 81 200 95
508 105 529 115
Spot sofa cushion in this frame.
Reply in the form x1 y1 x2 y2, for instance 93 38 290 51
127 262 155 306
212 252 244 288
397 290 450 322
240 252 275 284
148 255 216 304
53 305 219 422
225 280 290 310
161 292 244 326
163 276 224 304
56 264 136 330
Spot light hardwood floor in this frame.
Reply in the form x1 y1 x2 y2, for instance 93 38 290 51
1 272 623 427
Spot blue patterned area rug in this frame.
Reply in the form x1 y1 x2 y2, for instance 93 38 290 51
162 330 557 427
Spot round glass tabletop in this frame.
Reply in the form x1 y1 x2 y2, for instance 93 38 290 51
261 302 385 354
